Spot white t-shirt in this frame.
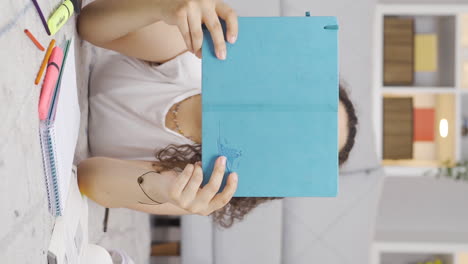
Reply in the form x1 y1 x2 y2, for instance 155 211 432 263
89 52 200 160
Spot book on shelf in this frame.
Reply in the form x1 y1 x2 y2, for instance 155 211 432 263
414 34 438 72
383 17 415 86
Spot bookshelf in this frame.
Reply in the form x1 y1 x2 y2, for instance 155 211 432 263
372 4 468 264
373 4 468 176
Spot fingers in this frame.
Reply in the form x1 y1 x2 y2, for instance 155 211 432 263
176 10 192 52
170 164 195 198
197 156 226 202
187 6 203 55
216 2 238 44
203 10 226 60
168 157 237 216
179 164 204 208
210 172 238 210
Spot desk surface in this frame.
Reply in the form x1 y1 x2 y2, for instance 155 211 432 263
0 2 151 263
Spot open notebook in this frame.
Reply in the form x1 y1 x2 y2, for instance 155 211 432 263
39 39 80 216
202 16 339 197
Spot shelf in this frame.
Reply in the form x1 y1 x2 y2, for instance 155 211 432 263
374 4 467 175
373 242 468 264
381 252 453 264
382 87 456 94
382 15 456 87
461 94 468 160
381 94 456 165
383 166 434 177
378 5 468 16
376 231 468 245
374 7 468 264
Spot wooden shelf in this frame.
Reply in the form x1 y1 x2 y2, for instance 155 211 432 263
382 87 456 94
374 8 468 263
373 242 468 264
374 4 467 176
371 241 468 264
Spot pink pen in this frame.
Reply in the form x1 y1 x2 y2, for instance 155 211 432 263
38 46 63 120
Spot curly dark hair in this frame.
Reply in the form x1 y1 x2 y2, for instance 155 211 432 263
153 85 358 228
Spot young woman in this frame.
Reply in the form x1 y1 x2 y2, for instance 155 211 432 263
77 0 358 227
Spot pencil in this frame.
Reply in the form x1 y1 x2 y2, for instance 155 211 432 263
31 0 51 35
35 39 56 85
103 208 109 232
24 29 45 51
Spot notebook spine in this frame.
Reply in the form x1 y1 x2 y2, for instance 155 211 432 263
47 122 62 216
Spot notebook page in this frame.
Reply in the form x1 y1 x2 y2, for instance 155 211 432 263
53 39 81 214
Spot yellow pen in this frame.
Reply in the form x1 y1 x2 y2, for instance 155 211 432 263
47 0 74 35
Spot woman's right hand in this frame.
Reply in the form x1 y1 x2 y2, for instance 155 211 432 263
166 156 238 216
153 0 238 60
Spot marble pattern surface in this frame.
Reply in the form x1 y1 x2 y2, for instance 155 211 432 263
0 0 150 263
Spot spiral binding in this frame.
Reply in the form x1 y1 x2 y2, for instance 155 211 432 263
40 120 62 216
47 121 62 216
39 127 53 213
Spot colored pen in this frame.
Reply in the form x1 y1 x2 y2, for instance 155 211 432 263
38 47 64 120
48 39 71 121
47 0 74 35
35 39 55 85
31 0 51 35
24 29 45 51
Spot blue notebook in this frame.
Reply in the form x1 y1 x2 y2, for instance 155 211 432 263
202 16 339 197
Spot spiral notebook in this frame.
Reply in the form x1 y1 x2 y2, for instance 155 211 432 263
39 39 80 216
202 16 339 197
47 166 89 264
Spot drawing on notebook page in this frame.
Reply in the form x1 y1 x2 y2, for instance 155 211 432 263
217 121 242 173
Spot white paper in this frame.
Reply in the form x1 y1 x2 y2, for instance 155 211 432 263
53 39 81 215
48 168 88 264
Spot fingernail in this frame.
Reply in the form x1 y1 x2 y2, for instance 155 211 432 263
232 173 238 182
218 49 226 60
228 34 237 44
219 156 226 166
195 161 202 166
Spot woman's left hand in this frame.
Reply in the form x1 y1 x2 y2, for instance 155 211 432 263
166 156 238 216
153 0 238 59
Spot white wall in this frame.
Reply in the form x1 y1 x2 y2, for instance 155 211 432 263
376 177 468 243
224 0 280 16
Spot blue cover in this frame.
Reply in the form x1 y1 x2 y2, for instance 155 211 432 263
202 16 339 197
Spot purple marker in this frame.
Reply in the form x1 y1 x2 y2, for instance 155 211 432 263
31 0 51 35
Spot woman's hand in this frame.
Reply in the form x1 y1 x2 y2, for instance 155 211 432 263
154 0 238 59
166 156 238 216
